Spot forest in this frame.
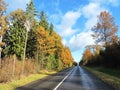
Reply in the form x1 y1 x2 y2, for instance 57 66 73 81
0 0 74 83
80 11 120 69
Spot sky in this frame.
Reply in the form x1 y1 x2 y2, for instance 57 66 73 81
5 0 120 63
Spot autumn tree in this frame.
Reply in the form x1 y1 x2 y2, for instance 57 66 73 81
60 47 73 67
35 11 48 69
86 45 101 55
36 26 56 69
82 48 93 65
47 30 64 69
0 0 74 82
92 11 118 47
39 11 49 31
53 32 63 58
0 0 8 66
36 23 74 69
36 26 48 69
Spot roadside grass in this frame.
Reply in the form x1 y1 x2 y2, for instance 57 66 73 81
0 70 56 90
90 67 120 78
85 66 120 90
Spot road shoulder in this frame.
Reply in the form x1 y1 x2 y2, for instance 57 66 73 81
84 66 120 90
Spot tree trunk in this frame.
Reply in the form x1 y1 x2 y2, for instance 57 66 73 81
21 31 28 76
36 48 39 72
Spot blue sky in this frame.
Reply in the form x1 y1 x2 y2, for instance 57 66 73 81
5 0 120 63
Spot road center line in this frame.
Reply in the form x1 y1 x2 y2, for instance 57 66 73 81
53 68 74 90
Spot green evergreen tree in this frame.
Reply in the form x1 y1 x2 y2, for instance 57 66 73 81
39 11 49 31
25 0 38 21
25 0 38 58
49 23 53 35
3 9 26 58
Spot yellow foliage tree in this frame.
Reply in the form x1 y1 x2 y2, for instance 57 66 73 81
82 48 93 65
61 47 73 67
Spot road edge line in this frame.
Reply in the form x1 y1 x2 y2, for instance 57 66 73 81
53 68 74 90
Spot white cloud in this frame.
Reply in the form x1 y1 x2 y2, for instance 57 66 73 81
57 10 81 37
6 0 31 12
82 2 105 30
82 3 100 18
69 31 94 51
109 0 120 6
68 1 107 51
68 0 119 52
89 0 120 7
62 39 67 46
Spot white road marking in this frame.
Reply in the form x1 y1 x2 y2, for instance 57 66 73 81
53 68 74 90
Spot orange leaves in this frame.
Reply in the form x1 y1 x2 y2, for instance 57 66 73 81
0 42 5 46
61 47 73 65
36 26 47 49
36 26 47 38
36 26 56 54
10 9 25 22
82 48 93 62
92 11 118 46
36 26 73 67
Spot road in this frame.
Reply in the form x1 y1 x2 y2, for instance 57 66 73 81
15 66 115 90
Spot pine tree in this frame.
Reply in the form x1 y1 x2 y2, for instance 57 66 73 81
3 9 26 58
39 11 49 31
25 0 37 21
49 23 53 35
25 0 38 58
22 0 38 75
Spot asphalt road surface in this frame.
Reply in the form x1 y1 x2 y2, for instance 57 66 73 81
15 66 115 90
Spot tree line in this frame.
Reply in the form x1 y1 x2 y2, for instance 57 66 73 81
0 0 74 82
80 11 120 69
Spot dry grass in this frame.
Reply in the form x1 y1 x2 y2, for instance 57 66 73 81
0 74 48 90
0 56 57 90
0 56 35 83
85 67 120 90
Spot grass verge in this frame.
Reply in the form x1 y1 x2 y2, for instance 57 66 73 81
85 66 120 90
0 70 56 90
